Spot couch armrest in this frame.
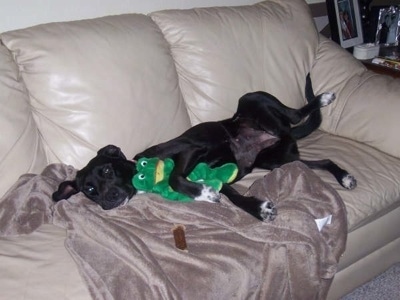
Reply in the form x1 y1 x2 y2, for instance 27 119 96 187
312 36 400 158
0 44 47 197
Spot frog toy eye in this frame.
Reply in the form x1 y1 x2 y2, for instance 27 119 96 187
141 160 147 167
138 174 145 180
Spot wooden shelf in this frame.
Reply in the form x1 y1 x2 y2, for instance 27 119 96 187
360 45 400 78
361 60 400 77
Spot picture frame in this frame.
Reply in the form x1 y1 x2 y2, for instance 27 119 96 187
375 6 400 45
326 0 364 48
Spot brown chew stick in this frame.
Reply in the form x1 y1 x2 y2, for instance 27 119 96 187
172 224 187 251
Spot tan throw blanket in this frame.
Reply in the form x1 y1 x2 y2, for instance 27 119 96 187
0 161 347 300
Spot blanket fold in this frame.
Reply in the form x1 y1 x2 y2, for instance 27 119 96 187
0 161 347 300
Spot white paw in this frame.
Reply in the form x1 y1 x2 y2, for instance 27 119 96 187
341 174 357 190
319 92 336 107
194 185 221 203
260 201 277 221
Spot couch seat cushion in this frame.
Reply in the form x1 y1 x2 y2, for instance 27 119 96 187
300 131 400 230
234 130 400 231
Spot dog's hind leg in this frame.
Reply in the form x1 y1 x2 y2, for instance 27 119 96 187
289 93 335 140
236 88 335 134
220 184 277 221
300 159 357 189
291 73 323 139
287 91 336 126
291 74 336 139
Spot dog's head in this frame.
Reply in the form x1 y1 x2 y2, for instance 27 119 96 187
52 145 137 210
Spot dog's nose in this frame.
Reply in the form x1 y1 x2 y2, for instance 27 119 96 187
107 188 120 200
101 188 129 210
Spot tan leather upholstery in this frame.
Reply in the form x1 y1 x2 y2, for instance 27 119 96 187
0 44 47 195
0 0 399 299
313 37 400 159
151 0 319 124
1 14 191 170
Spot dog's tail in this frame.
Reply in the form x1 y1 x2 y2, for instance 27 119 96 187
291 73 322 140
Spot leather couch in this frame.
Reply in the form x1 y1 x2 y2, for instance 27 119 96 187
1 0 399 298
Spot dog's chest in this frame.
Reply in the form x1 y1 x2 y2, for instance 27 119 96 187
229 126 279 169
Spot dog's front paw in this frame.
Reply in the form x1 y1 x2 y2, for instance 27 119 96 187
260 201 277 221
319 92 336 107
194 185 221 203
341 174 357 190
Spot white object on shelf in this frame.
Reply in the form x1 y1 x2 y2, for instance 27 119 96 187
353 43 380 60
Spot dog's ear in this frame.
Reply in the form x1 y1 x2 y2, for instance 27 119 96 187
97 145 127 160
52 180 80 201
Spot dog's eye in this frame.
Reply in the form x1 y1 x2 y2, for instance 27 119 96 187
140 161 147 167
138 174 145 180
85 185 96 195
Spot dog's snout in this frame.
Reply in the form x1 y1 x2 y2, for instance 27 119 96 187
100 187 128 210
107 188 120 200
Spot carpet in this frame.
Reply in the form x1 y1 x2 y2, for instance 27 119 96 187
341 263 400 299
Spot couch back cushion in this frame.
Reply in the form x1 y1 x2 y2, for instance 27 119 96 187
151 0 318 124
1 14 191 168
0 44 47 197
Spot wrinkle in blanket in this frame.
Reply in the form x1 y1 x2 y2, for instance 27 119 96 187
0 161 347 300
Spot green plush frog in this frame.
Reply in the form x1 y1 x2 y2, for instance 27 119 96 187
132 157 238 202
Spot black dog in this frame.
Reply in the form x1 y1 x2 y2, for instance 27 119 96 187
53 75 356 221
